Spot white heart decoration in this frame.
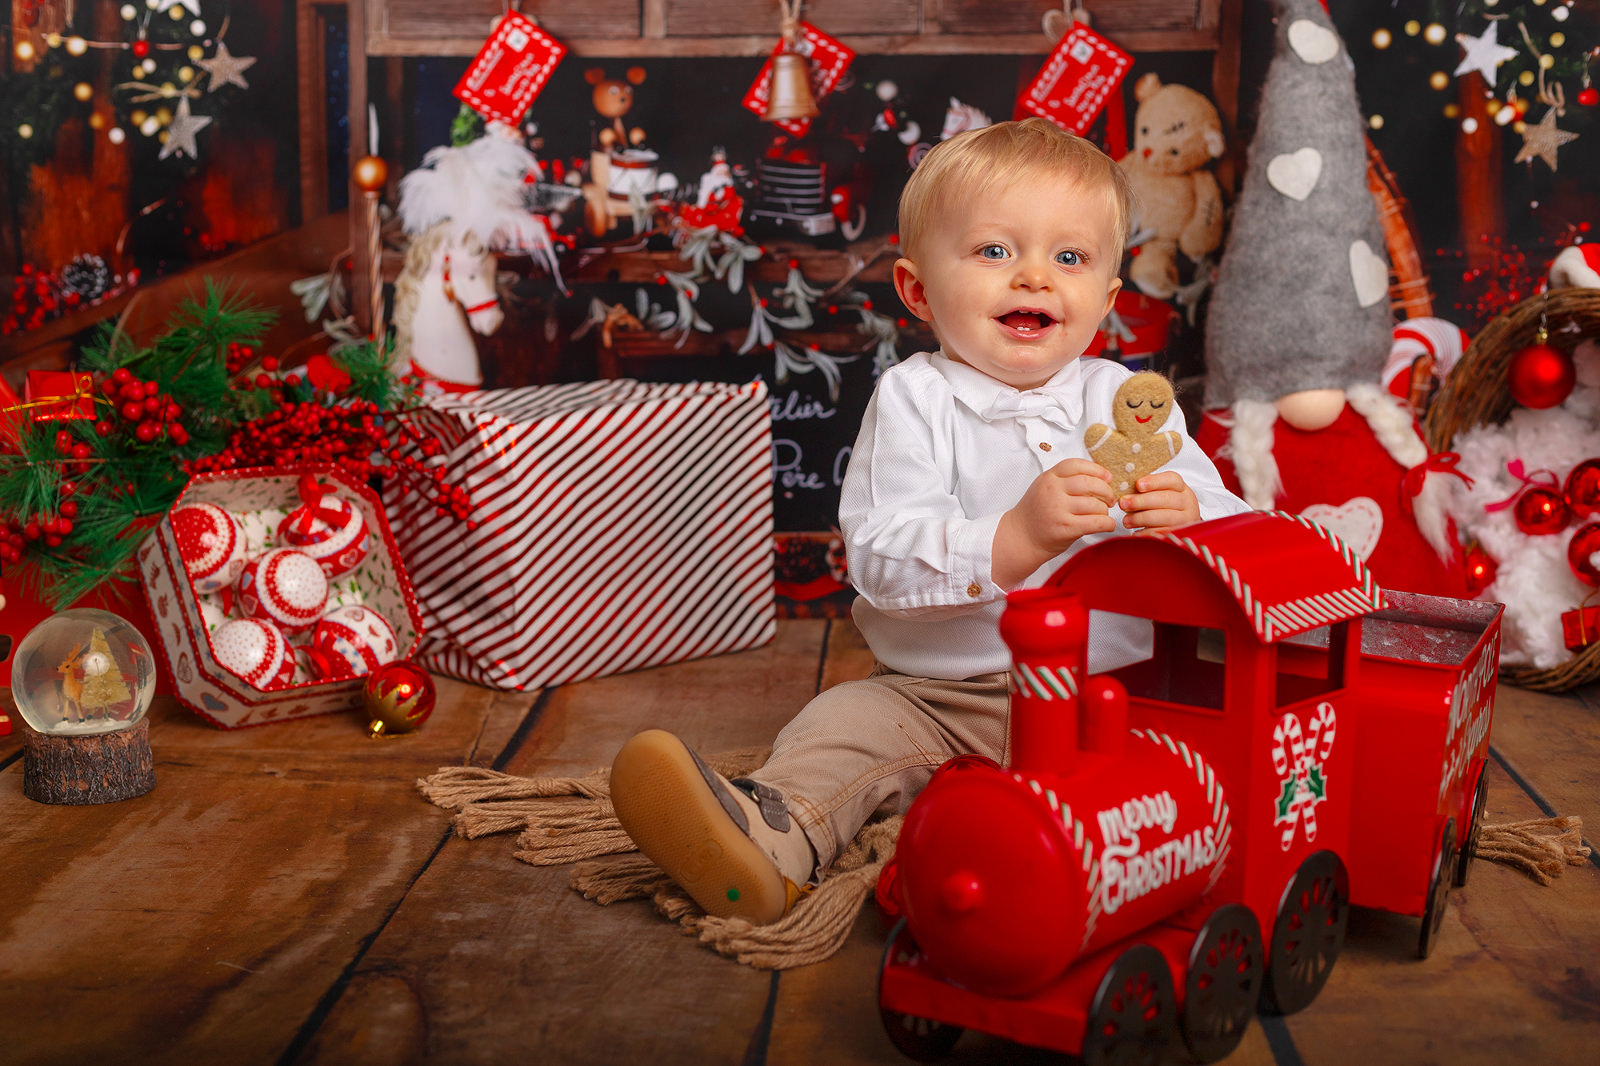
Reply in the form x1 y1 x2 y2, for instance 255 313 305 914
1349 240 1389 308
1266 148 1323 201
1042 9 1071 42
1288 20 1341 64
1301 497 1384 561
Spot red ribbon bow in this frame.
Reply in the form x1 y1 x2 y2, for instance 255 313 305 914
1484 459 1561 513
1401 452 1474 516
291 474 346 533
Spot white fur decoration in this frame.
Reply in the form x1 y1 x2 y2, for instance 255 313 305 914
1447 390 1600 669
398 134 540 250
1227 398 1284 510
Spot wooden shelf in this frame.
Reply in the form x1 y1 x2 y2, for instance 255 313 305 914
364 0 1227 56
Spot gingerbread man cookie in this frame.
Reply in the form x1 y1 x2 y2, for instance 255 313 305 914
1086 372 1184 495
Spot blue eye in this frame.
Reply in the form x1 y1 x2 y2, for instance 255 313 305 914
978 244 1008 260
1056 250 1083 266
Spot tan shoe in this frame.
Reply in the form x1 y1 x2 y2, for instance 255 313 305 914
611 729 816 924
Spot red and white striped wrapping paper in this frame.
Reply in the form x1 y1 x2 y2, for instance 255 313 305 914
387 379 775 690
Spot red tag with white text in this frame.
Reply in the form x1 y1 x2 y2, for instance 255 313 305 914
452 12 566 126
742 22 856 138
1016 23 1132 135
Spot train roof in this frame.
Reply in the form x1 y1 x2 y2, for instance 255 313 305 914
1051 511 1385 643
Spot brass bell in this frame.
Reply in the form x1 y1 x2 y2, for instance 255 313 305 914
765 50 820 122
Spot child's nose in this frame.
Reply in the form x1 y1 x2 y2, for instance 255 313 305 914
1011 257 1052 289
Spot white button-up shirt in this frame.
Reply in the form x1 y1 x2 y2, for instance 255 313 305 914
840 351 1252 680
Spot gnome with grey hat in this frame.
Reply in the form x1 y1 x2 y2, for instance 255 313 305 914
1195 0 1465 597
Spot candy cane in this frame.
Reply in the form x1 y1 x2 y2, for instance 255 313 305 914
1272 713 1307 850
1309 701 1337 761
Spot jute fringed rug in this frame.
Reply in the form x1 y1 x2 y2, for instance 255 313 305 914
417 749 900 970
1474 816 1590 885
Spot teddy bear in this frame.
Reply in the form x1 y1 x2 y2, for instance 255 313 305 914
581 66 677 235
1117 73 1226 300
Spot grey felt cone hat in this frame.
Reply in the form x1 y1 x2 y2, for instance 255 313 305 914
1203 0 1394 410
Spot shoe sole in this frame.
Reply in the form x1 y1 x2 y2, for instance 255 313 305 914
610 729 789 924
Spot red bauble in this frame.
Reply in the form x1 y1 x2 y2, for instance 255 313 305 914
131 39 150 59
1579 86 1600 108
1515 486 1572 535
1569 523 1600 585
1506 343 1576 409
1463 544 1497 596
361 661 436 737
1564 459 1600 520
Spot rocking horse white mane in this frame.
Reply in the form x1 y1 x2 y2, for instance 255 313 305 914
390 223 501 388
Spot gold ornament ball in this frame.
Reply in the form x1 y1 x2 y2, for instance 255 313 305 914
89 111 106 130
74 82 93 102
353 155 388 193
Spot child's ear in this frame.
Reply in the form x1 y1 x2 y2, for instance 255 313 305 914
1100 276 1122 322
893 258 933 322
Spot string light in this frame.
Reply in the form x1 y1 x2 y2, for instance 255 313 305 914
1405 20 1421 36
1372 28 1393 49
1425 23 1447 45
1431 71 1450 90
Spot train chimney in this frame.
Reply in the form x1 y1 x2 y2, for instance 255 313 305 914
998 589 1088 776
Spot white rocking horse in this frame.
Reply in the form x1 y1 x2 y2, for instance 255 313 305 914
391 223 502 390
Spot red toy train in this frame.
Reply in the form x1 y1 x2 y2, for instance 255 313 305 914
877 511 1503 1064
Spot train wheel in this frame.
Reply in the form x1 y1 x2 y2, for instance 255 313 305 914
1081 944 1177 1066
1180 904 1265 1063
1419 817 1458 959
1456 771 1489 887
878 918 962 1062
1261 850 1349 1015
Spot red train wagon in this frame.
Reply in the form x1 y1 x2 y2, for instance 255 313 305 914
877 511 1503 1064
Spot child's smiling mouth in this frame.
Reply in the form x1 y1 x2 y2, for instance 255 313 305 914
996 310 1056 335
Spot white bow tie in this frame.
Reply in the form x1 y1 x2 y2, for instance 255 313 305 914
981 390 1073 428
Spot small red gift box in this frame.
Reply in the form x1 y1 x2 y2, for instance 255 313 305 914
23 370 96 421
1561 605 1600 652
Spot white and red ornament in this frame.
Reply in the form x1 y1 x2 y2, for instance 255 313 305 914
238 548 329 632
171 502 246 594
211 617 294 690
278 475 371 577
1548 244 1600 291
309 604 398 681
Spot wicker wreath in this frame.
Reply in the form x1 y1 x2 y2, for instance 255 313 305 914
1423 286 1600 692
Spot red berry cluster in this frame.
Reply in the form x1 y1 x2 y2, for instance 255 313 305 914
9 481 81 552
3 264 80 337
98 366 189 446
187 399 474 526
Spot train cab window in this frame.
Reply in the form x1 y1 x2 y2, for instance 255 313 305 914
1105 616 1226 712
1276 622 1349 707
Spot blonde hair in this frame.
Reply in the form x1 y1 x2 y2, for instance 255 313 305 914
898 117 1134 267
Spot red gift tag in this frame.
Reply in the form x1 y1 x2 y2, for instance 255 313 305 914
742 22 856 138
1562 604 1600 652
24 369 96 421
1017 22 1132 135
452 12 566 126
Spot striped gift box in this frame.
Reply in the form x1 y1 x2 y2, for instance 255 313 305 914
387 379 775 690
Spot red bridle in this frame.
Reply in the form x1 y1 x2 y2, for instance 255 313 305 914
441 252 500 315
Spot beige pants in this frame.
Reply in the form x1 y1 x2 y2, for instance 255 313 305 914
750 664 1010 871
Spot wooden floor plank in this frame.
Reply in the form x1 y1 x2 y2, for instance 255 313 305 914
1486 683 1600 832
1283 759 1600 1065
296 624 828 1065
0 678 537 1066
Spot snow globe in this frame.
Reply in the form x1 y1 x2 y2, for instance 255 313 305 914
12 608 158 804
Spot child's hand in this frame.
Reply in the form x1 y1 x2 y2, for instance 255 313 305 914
993 459 1117 588
1120 471 1200 534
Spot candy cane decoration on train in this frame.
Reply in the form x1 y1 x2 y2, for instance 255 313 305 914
1271 701 1337 850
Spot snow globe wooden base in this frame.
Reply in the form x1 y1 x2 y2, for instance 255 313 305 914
12 608 159 806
